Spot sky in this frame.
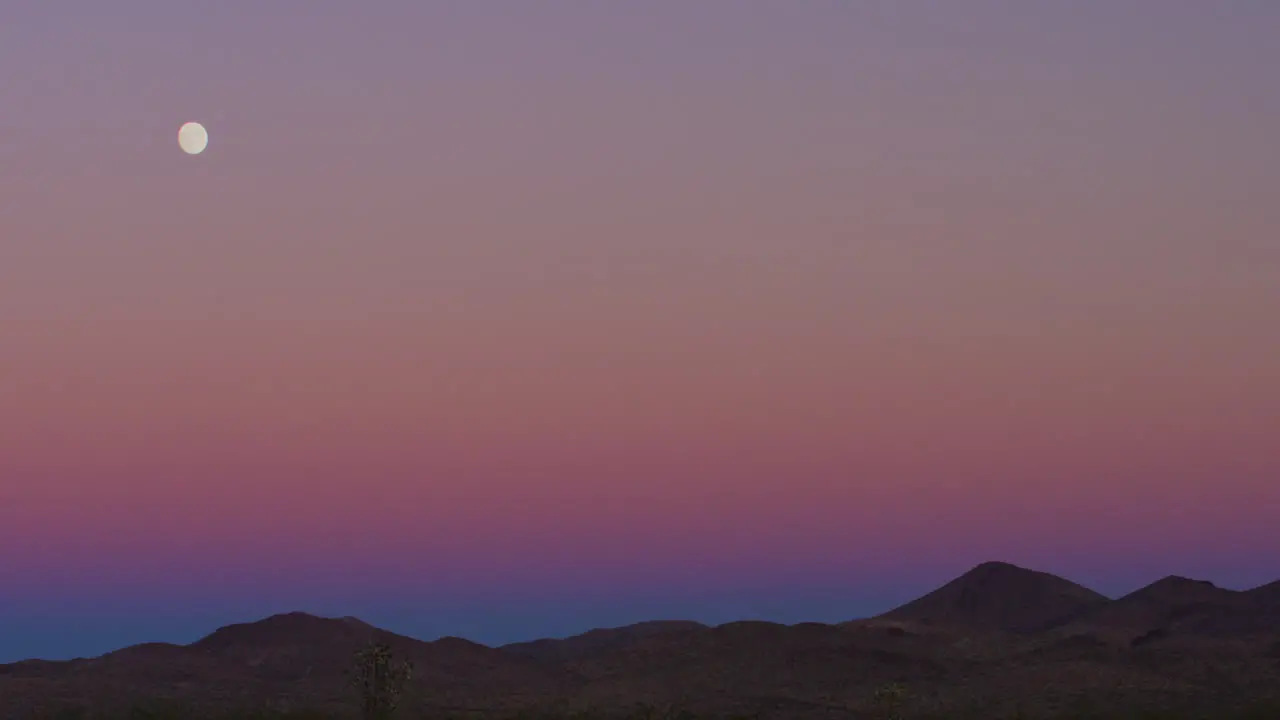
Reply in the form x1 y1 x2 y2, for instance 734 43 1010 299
1 1 1278 662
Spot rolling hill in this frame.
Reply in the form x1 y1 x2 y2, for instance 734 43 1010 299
3 562 1278 719
873 561 1110 633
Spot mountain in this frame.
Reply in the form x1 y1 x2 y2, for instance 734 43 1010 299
1246 578 1280 605
188 612 573 709
194 612 384 659
1054 576 1257 647
188 612 414 688
0 613 574 718
3 563 1279 718
555 620 956 714
501 620 708 662
875 561 1111 633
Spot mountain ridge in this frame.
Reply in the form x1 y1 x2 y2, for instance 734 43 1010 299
3 561 1278 718
873 560 1111 633
9 562 1280 664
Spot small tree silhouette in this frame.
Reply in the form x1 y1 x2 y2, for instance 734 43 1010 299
349 641 413 720
872 682 907 720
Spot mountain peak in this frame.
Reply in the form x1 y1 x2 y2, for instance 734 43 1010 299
1057 574 1254 642
1153 575 1216 588
972 560 1025 572
1125 576 1231 604
191 612 380 653
878 561 1108 633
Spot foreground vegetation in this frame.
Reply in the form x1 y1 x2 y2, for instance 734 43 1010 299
21 643 1280 720
26 703 1280 720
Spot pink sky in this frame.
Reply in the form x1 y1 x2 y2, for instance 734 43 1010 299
1 1 1277 661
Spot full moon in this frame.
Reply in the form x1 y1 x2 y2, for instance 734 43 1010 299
178 122 209 155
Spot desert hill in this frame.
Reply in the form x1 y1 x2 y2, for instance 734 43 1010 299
873 561 1110 633
188 612 575 710
1049 575 1280 650
501 620 708 663
1246 578 1280 605
2 562 1278 719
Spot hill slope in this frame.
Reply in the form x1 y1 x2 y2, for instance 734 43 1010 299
876 561 1110 633
501 620 708 662
3 563 1279 718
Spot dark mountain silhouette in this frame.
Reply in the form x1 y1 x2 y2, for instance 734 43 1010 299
554 620 955 713
189 612 406 685
1246 578 1280 605
186 612 574 710
1054 575 1267 648
874 561 1110 633
194 612 383 656
1101 576 1240 626
501 620 708 662
2 563 1278 719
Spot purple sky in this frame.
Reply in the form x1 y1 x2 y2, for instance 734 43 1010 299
2 1 1278 662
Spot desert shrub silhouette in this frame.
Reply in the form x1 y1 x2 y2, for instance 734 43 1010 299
348 641 413 720
872 681 907 720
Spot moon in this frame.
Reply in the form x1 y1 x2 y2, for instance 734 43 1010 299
178 122 209 155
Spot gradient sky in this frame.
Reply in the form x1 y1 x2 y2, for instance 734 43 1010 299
2 1 1278 662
